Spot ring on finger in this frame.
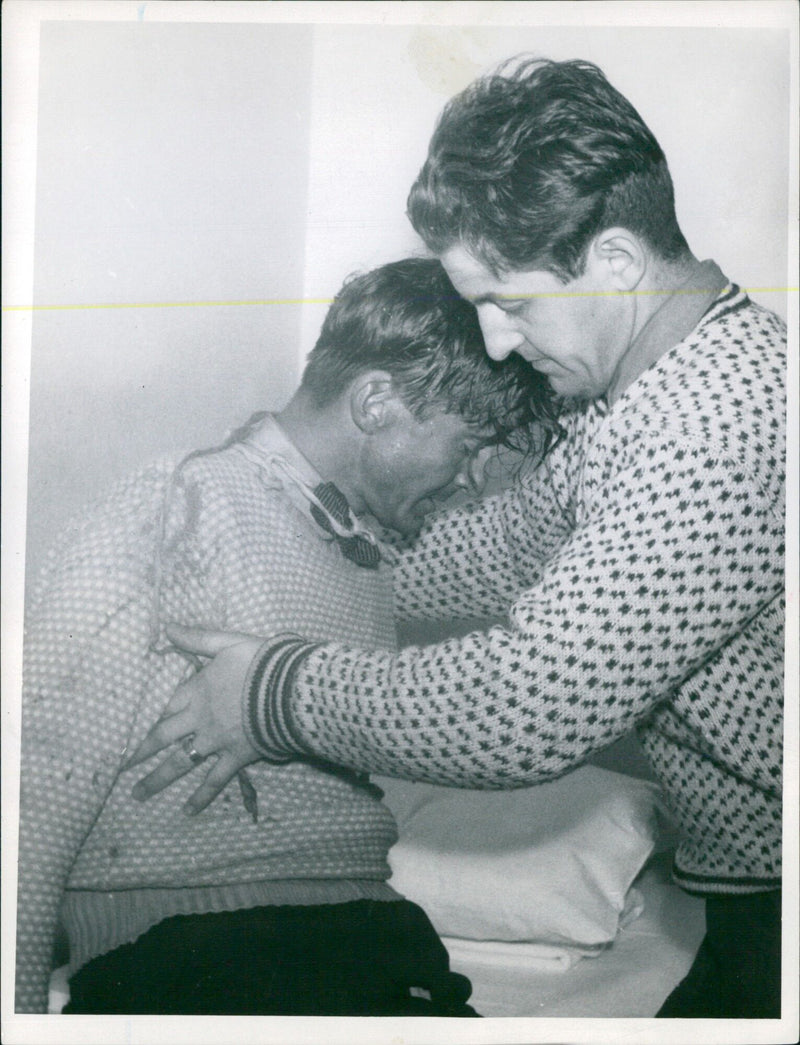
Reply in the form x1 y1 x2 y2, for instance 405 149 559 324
182 735 207 766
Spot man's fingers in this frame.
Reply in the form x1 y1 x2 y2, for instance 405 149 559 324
123 706 196 770
183 755 242 815
131 746 212 801
165 623 256 659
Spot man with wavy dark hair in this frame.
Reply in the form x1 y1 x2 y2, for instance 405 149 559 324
129 59 785 1018
409 58 690 282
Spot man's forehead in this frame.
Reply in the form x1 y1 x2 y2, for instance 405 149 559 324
421 406 493 440
440 245 552 300
440 244 497 290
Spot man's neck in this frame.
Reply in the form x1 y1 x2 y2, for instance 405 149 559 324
606 254 726 405
271 392 363 511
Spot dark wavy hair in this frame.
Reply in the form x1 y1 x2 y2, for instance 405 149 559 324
408 57 690 280
300 257 560 452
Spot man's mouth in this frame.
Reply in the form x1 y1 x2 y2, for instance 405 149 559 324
416 486 463 516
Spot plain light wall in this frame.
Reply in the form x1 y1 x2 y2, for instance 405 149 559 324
26 22 314 581
24 20 792 584
300 24 790 361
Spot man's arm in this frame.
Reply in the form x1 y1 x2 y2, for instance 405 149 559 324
279 451 783 787
134 440 783 804
392 438 577 623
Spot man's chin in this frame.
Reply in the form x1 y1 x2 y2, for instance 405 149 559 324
388 506 430 540
393 519 424 540
375 497 458 539
360 510 422 543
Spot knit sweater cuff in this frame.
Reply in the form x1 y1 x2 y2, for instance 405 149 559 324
242 635 320 760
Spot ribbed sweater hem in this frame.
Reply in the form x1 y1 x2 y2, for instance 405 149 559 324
672 864 782 897
63 878 402 977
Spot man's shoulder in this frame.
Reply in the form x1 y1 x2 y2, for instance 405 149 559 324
676 291 786 413
697 289 787 356
60 456 179 535
172 446 333 558
66 449 268 549
709 287 786 328
628 289 786 416
602 292 786 492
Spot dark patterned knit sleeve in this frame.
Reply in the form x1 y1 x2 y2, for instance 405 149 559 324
284 444 783 788
392 450 577 623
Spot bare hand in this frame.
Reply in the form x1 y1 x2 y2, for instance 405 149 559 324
126 624 266 814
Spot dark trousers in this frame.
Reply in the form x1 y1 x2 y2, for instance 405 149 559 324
64 898 479 1016
657 889 781 1018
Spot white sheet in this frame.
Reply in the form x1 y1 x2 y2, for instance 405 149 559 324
445 852 705 1018
442 886 646 974
376 766 662 947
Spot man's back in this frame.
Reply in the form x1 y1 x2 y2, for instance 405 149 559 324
18 434 400 1012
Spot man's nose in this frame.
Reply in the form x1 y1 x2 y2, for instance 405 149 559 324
477 305 525 361
455 447 491 496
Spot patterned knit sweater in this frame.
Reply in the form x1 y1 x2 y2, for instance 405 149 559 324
284 285 785 896
15 421 399 1013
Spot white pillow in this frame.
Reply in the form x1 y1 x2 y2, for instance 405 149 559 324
374 765 663 947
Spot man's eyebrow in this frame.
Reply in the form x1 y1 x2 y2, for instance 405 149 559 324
468 291 504 305
468 291 526 305
471 428 498 444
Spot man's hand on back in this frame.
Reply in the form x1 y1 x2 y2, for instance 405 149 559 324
126 626 266 814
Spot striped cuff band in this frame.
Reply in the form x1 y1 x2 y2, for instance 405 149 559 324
242 635 319 761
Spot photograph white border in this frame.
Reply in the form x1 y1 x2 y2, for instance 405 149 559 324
2 3 797 1044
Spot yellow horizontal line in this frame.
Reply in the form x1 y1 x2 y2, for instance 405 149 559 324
2 288 797 312
487 286 798 302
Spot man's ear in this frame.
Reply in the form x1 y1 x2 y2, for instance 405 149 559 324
349 370 399 434
587 227 647 291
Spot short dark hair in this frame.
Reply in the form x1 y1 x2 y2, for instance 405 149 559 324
300 257 558 450
407 57 690 280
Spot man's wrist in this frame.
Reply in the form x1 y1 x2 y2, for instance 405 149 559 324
242 634 319 761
